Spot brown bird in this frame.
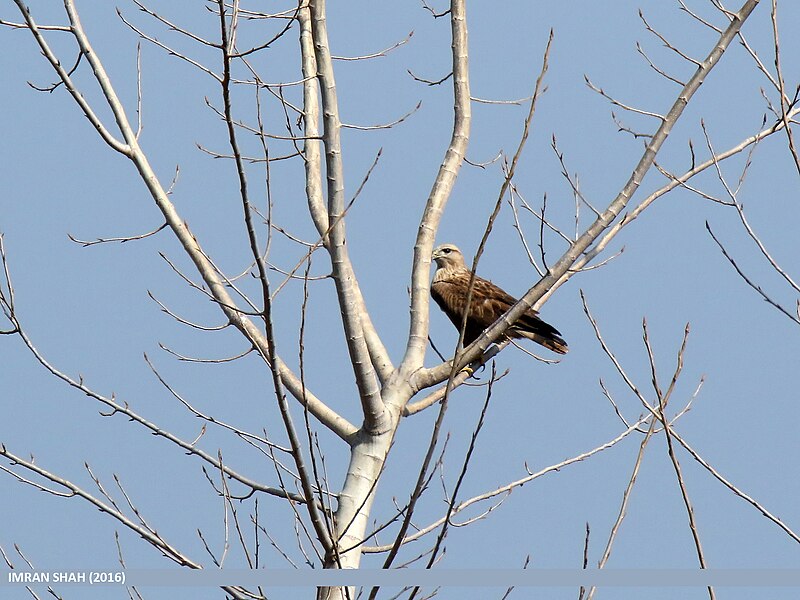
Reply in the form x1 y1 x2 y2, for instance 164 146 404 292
430 243 568 354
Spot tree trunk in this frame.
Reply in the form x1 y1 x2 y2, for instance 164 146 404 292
317 384 408 600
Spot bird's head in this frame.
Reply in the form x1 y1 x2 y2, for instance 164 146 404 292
431 243 466 269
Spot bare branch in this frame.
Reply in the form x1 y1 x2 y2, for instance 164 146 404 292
68 222 167 247
584 418 657 600
309 0 388 432
342 101 421 131
636 41 686 86
705 222 800 325
647 323 714 599
419 363 498 574
11 2 130 154
332 31 413 60
585 75 666 121
0 445 200 566
3 292 310 502
407 69 452 86
678 1 723 33
218 0 334 555
14 0 358 441
117 9 222 81
670 429 800 544
769 0 800 179
470 94 535 106
639 8 702 66
402 0 472 371
131 0 221 48
0 19 70 31
363 415 648 553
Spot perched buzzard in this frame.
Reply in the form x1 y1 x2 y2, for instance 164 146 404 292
430 243 568 354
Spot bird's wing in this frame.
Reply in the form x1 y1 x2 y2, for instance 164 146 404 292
431 268 568 353
466 275 519 330
431 273 506 344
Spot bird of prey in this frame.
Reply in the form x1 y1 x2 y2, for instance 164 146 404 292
430 243 568 354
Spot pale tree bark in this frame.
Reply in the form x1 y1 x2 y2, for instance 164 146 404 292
313 3 471 597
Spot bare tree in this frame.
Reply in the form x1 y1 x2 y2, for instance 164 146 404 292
1 1 798 599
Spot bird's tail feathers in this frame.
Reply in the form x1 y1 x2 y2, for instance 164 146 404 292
517 330 569 355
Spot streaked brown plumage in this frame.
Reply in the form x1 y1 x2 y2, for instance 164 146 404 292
430 243 568 354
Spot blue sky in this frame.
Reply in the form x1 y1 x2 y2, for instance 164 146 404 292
1 1 799 599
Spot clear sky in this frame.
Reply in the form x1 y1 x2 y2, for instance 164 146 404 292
1 1 799 599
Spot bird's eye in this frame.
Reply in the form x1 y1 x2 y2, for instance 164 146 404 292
442 248 451 254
